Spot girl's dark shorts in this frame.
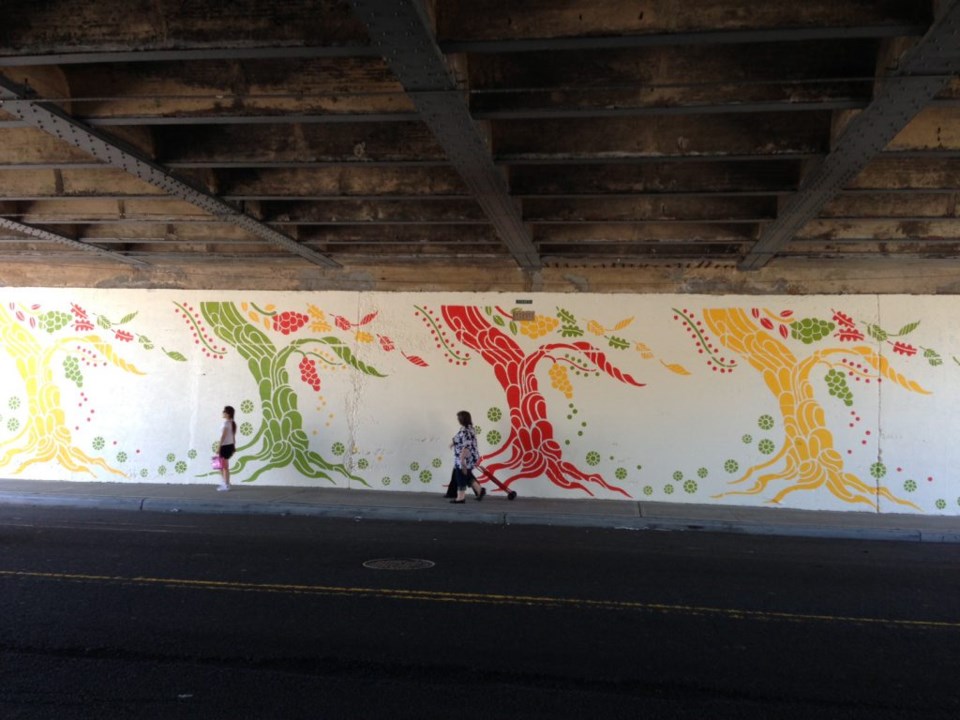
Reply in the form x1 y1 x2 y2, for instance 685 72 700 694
218 444 235 460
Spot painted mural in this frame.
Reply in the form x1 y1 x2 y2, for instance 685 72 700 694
1 289 958 515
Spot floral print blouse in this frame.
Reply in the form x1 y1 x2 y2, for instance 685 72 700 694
452 425 479 470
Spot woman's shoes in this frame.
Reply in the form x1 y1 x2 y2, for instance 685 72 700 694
475 487 486 501
450 499 465 504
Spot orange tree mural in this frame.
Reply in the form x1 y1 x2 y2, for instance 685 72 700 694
196 300 412 485
428 304 685 497
689 306 937 509
0 301 177 477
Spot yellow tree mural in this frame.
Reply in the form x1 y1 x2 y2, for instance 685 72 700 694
698 307 931 509
0 302 155 477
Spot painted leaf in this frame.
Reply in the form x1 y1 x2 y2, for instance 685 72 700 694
779 324 789 338
892 341 917 357
661 361 691 376
311 319 332 332
557 308 576 324
97 315 112 329
760 318 774 331
248 311 260 323
264 304 276 312
560 325 584 338
358 311 378 326
119 312 138 324
587 320 605 336
163 348 187 362
608 336 629 350
323 337 387 377
355 330 374 344
779 310 794 318
867 324 888 341
897 321 920 336
613 317 634 331
378 334 395 352
509 321 518 336
403 353 429 368
89 339 145 375
493 315 505 327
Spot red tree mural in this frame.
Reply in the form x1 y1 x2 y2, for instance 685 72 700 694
440 305 645 497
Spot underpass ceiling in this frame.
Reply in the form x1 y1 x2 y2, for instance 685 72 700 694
0 0 959 292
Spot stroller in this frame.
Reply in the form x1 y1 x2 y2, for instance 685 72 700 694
445 464 517 500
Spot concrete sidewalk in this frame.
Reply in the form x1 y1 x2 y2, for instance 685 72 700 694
0 478 958 543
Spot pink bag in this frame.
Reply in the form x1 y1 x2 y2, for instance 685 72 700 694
211 455 223 470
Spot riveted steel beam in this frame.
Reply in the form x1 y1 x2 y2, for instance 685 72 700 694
347 0 541 270
740 0 960 270
0 75 340 269
0 216 147 266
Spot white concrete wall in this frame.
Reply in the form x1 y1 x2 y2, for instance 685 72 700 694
1 288 958 515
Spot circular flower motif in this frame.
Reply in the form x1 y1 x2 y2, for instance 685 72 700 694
672 470 683 481
870 462 887 479
401 474 411 485
8 397 20 410
432 458 442 468
683 479 698 494
175 461 187 474
158 466 167 476
643 485 653 496
585 451 601 466
724 459 739 474
615 467 627 480
357 458 369 470
381 477 391 486
166 453 176 463
758 415 775 430
6 418 19 432
140 468 149 478
697 467 708 479
187 449 197 459
935 499 946 510
419 470 432 483
410 462 420 471
93 437 106 451
240 422 253 436
904 479 917 492
117 452 128 463
331 442 345 456
486 430 502 445
664 484 675 495
742 434 753 444
240 400 254 414
758 439 775 455
487 407 502 422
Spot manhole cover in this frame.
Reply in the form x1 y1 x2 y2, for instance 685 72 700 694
363 558 435 571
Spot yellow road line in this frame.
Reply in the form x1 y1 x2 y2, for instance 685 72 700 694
2 568 957 631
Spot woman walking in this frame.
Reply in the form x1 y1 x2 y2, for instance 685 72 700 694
216 405 237 491
450 410 485 504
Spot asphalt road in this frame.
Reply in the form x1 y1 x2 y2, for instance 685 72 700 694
0 505 958 720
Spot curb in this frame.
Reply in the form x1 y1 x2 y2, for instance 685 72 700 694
1 491 958 543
